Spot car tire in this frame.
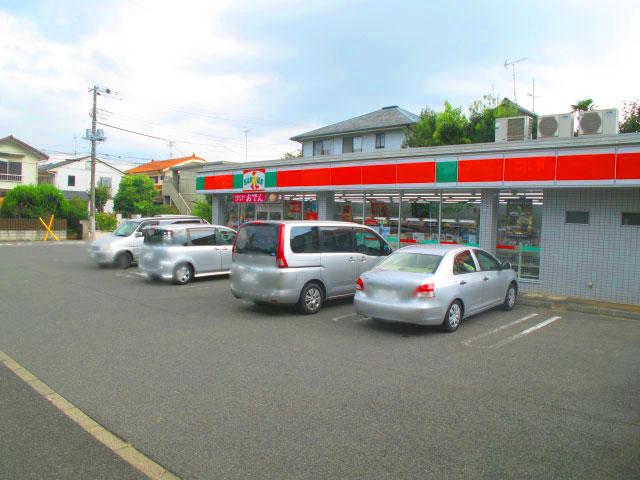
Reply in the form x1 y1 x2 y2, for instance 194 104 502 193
297 282 323 314
116 251 132 269
173 263 193 285
502 283 517 311
442 300 463 333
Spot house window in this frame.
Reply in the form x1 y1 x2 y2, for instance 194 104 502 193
98 177 112 188
622 212 640 226
353 136 362 153
151 176 159 183
375 133 385 149
342 136 362 154
0 160 6 175
67 175 76 187
565 211 589 224
313 140 332 156
1 161 22 180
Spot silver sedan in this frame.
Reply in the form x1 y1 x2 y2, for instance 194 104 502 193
354 245 518 332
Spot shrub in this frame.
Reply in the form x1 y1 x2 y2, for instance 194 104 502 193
66 197 88 233
113 175 156 216
95 212 117 231
0 184 68 219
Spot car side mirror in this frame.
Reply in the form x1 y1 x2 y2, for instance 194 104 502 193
501 262 512 270
135 231 143 238
383 244 392 255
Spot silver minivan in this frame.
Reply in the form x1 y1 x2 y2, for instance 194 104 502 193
230 221 392 313
88 215 208 268
139 224 237 284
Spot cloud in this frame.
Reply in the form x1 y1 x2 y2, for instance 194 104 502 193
0 1 293 163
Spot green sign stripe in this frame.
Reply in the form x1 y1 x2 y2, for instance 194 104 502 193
436 161 458 183
232 174 243 189
195 176 204 190
265 171 277 188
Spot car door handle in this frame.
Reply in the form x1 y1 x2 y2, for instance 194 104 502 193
348 257 356 262
459 280 467 285
360 257 367 262
483 277 489 281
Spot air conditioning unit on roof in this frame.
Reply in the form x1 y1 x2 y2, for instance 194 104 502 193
578 108 618 135
537 113 574 139
495 116 531 142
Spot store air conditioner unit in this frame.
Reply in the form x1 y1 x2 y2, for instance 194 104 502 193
537 113 574 139
495 116 531 142
578 108 618 136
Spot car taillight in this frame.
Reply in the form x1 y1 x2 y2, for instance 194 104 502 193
414 283 435 298
356 277 364 291
276 224 288 268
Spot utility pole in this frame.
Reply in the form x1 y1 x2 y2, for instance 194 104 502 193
89 85 98 240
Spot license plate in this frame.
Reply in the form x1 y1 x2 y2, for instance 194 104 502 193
375 289 398 302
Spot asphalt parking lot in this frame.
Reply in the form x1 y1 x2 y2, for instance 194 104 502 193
1 242 639 479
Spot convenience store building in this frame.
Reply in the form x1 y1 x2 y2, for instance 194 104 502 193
196 112 640 305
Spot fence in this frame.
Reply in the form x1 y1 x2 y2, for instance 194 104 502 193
0 218 67 231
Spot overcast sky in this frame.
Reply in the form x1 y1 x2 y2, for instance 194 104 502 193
1 0 638 165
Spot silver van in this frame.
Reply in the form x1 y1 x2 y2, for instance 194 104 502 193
139 224 237 284
88 215 208 268
230 221 392 313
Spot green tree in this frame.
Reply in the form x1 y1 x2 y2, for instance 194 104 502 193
95 212 117 231
113 175 156 216
192 198 212 221
466 95 521 143
94 184 112 213
619 100 640 133
281 150 303 159
0 184 68 219
571 98 595 113
404 102 469 147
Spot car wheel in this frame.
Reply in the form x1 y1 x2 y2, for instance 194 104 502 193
173 263 193 285
442 300 463 333
502 283 517 311
116 251 132 269
298 282 323 314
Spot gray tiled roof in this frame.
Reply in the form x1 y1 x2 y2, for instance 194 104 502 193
290 106 419 142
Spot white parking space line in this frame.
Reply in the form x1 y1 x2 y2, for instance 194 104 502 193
332 313 362 322
487 316 562 349
462 313 539 346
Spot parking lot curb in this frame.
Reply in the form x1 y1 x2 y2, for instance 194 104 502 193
519 294 640 321
0 350 182 480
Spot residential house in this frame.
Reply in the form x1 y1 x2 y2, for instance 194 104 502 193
38 155 134 213
290 106 419 158
0 135 49 196
127 154 207 205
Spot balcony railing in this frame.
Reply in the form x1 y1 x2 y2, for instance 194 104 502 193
0 173 22 182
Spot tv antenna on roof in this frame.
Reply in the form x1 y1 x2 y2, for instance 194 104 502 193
504 57 527 104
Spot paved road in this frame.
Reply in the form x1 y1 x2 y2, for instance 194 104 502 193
1 242 639 479
0 361 147 480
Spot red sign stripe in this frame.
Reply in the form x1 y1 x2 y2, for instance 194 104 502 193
616 152 640 179
331 165 362 185
504 156 555 181
362 164 397 184
303 168 331 186
397 162 435 184
277 169 303 187
557 153 615 180
458 158 503 182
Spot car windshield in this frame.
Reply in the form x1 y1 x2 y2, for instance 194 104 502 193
113 221 140 237
235 223 279 255
377 252 442 274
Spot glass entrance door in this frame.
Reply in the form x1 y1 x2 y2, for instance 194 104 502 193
255 203 282 220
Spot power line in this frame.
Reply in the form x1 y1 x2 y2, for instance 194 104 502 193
97 121 280 158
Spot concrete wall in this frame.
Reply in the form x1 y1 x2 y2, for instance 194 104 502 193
539 188 640 304
0 230 67 241
301 129 406 158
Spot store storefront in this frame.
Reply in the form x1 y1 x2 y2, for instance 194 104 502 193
196 135 640 304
